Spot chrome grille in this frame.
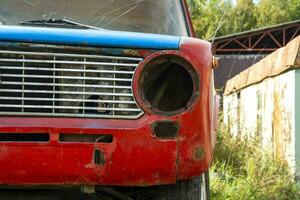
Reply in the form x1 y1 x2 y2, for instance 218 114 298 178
0 50 144 119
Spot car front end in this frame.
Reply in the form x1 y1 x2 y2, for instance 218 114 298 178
0 0 217 198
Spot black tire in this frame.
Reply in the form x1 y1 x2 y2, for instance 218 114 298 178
136 172 210 200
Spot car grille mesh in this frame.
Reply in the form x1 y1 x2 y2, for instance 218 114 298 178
0 50 143 119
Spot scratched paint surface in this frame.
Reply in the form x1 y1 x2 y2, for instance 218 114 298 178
0 0 216 187
0 37 214 186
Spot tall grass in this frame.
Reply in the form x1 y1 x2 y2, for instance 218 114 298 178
210 122 300 200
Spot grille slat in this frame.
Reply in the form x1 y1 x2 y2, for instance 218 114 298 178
0 74 132 82
0 112 143 119
0 58 139 67
0 97 136 104
0 48 143 119
0 66 135 74
0 89 133 97
0 104 141 112
1 81 132 89
0 50 143 61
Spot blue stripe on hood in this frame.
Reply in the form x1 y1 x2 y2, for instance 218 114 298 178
0 26 180 50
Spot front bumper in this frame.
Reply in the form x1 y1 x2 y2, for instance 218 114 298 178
0 116 176 186
0 104 212 186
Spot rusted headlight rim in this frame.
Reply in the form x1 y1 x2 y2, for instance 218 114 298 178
132 51 200 116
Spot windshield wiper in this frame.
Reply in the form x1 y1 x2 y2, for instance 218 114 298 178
19 18 103 30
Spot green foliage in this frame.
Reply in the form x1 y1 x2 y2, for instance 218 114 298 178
191 0 233 39
210 122 300 200
188 0 206 16
255 0 291 27
231 0 256 33
188 0 300 39
288 0 300 20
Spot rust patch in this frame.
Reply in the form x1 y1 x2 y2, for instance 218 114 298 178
272 83 292 161
194 147 205 160
123 49 139 56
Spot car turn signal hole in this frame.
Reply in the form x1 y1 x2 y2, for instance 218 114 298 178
153 121 179 139
0 133 49 142
59 134 113 143
94 149 105 165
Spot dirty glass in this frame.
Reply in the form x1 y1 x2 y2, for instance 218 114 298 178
0 0 188 36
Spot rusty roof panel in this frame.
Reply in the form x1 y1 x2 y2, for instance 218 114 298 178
224 36 300 95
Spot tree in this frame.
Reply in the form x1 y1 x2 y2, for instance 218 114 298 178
231 0 256 33
189 0 299 39
288 0 300 21
255 0 291 27
188 0 206 16
191 0 233 39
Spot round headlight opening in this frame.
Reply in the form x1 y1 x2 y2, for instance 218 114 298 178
139 56 198 114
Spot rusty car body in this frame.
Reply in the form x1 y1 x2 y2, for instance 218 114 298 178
0 0 217 197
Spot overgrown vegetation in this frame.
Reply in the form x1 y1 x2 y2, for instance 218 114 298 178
188 0 300 39
210 121 300 200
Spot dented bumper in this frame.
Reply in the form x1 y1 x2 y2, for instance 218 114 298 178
0 112 211 186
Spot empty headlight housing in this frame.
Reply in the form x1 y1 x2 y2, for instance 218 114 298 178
138 55 199 115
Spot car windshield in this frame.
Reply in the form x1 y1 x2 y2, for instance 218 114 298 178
0 0 189 36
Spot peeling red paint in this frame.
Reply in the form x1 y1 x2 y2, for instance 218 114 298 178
0 0 216 187
0 37 214 186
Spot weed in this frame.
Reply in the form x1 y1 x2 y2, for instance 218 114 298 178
210 122 300 200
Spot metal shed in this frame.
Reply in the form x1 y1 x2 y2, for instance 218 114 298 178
223 36 300 180
213 20 300 90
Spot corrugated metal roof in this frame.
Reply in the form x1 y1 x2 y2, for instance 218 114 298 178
211 19 300 42
224 36 300 95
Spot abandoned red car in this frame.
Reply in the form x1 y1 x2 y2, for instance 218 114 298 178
0 0 218 199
